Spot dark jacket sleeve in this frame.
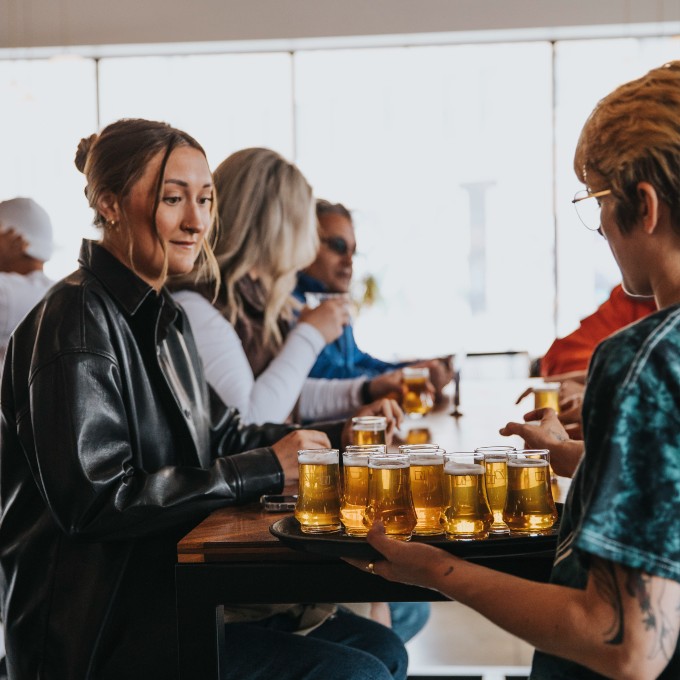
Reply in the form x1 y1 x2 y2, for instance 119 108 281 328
16 349 284 541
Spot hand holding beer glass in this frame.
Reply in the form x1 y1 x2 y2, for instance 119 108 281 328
399 445 445 536
363 452 417 540
402 366 434 417
295 448 341 533
442 453 493 540
503 450 558 535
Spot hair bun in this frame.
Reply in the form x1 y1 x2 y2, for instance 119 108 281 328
74 133 98 173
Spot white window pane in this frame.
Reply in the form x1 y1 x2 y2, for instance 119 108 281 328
0 58 98 279
554 37 680 336
98 53 294 169
295 43 554 358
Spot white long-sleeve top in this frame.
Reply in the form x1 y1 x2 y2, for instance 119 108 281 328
173 290 364 425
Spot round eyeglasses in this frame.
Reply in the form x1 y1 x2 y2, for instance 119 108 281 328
572 189 611 232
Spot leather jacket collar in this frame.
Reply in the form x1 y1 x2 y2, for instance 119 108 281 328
78 239 184 337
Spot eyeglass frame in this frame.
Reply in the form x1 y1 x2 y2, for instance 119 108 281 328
572 188 612 233
320 236 357 257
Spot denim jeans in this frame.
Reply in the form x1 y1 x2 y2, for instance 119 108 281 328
223 608 408 680
389 602 431 642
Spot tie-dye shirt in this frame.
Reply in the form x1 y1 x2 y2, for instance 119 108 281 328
531 305 680 679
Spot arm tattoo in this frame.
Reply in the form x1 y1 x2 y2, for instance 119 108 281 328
591 559 624 645
625 569 676 663
443 566 454 577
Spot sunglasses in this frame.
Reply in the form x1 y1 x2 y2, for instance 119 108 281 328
321 236 356 257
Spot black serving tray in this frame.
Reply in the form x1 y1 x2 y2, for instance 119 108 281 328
270 506 561 561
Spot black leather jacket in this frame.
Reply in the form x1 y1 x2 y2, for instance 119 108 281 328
0 241 322 679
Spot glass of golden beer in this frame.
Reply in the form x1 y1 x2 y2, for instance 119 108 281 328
295 448 341 534
442 453 493 540
475 446 514 535
399 445 445 536
364 452 417 540
341 446 386 537
533 384 560 412
402 366 434 417
405 427 432 445
503 450 558 535
352 416 387 446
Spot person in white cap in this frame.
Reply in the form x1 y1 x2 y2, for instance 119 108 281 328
0 197 54 374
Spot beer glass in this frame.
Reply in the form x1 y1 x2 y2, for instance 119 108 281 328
295 448 341 534
340 446 385 536
533 384 560 412
476 446 514 535
352 416 387 446
399 445 445 535
402 366 434 417
442 453 493 540
364 452 417 540
405 427 432 445
532 386 560 483
503 450 558 535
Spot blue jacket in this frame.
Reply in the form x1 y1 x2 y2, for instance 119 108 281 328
293 272 404 379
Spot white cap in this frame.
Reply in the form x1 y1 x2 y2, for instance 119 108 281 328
0 197 54 262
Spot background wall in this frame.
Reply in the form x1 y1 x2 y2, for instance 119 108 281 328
2 0 680 50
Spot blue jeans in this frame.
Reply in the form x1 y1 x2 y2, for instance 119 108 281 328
223 608 408 680
389 602 431 642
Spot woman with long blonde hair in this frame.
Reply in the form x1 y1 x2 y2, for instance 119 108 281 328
173 147 399 423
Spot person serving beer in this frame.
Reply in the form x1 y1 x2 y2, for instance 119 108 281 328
346 62 680 679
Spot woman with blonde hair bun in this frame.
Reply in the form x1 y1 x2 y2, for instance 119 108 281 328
173 147 403 424
0 121 407 680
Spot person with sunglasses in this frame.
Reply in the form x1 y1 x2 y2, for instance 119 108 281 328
294 199 453 400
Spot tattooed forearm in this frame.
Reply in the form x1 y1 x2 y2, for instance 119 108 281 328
626 569 676 662
591 559 624 645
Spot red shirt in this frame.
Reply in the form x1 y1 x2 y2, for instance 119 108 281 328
541 285 657 377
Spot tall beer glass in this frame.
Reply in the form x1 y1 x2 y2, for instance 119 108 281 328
443 453 493 540
295 449 341 533
402 367 433 417
503 450 558 535
341 445 385 536
532 386 560 483
399 445 445 535
364 452 417 540
352 416 387 446
476 446 515 535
